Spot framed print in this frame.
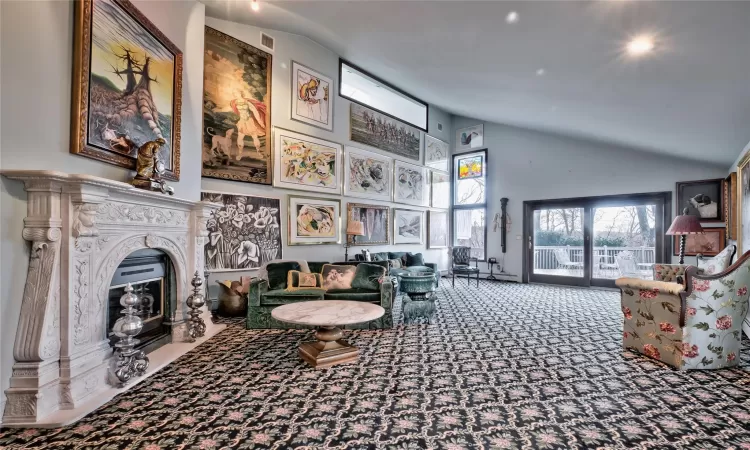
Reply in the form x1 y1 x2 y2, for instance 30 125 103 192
289 196 341 245
202 26 272 185
347 203 390 245
425 135 449 172
344 146 393 201
739 152 750 254
676 179 724 222
273 128 341 194
456 124 483 152
291 61 333 131
71 0 183 180
673 228 725 257
201 191 282 271
725 172 737 240
393 209 424 245
431 170 450 209
428 210 449 249
394 160 428 206
350 103 421 161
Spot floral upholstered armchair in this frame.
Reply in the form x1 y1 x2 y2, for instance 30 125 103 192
617 250 750 370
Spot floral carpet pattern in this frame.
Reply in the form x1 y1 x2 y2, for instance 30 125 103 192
1 282 749 449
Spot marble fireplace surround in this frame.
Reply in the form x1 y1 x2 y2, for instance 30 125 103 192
1 170 226 427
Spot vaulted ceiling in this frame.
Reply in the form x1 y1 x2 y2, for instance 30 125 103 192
202 0 750 166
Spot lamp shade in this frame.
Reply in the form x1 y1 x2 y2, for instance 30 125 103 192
666 209 704 235
346 220 365 236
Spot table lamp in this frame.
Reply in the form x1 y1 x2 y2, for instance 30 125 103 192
345 220 365 261
666 208 704 264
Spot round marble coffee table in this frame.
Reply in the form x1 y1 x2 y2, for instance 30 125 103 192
271 300 384 369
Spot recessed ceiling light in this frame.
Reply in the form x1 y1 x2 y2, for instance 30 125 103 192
506 11 519 24
536 69 546 76
626 35 655 56
250 0 259 12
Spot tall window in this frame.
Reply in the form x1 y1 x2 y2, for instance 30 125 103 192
452 150 487 260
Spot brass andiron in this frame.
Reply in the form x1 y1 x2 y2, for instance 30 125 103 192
186 271 206 342
111 283 149 385
130 138 174 195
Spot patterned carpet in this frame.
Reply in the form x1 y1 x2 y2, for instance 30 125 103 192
1 281 749 449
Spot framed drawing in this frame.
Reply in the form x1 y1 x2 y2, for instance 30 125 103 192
725 172 737 240
273 128 341 194
431 170 450 209
428 210 449 249
291 61 333 131
288 196 341 245
393 209 424 245
676 179 724 223
201 191 282 271
202 26 272 185
394 160 428 206
350 103 421 161
344 146 393 202
71 0 183 180
673 228 725 257
456 124 484 152
347 203 390 245
739 152 750 254
425 135 449 172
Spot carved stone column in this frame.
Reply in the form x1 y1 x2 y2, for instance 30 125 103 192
3 178 64 424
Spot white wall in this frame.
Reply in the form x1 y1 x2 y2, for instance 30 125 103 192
202 18 453 297
451 116 730 279
0 0 206 418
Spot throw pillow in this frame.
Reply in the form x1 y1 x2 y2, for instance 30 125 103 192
352 263 387 291
389 258 403 269
286 270 324 291
405 252 425 267
321 264 356 290
266 261 301 291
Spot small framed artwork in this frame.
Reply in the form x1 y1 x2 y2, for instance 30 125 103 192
71 0 183 180
428 210 449 249
394 160 429 206
676 179 725 223
288 196 341 245
673 228 726 257
430 170 450 209
425 135 449 172
725 172 737 240
344 146 393 202
393 209 424 245
291 61 333 131
456 124 484 152
347 203 390 245
273 128 342 194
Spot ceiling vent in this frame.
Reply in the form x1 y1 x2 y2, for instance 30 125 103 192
260 32 274 53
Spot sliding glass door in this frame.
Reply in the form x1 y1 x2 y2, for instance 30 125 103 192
524 193 670 288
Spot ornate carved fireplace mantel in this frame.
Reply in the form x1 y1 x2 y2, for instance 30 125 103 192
1 170 224 426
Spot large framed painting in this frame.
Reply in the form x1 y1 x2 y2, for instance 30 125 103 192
273 128 341 194
71 0 183 180
394 160 428 207
350 103 421 161
676 179 724 223
428 210 449 249
393 209 424 245
289 196 341 245
344 146 393 202
425 135 449 172
739 153 750 254
347 203 390 246
201 191 282 271
202 27 272 185
673 228 725 257
291 61 333 131
431 170 450 209
456 124 484 152
725 172 737 240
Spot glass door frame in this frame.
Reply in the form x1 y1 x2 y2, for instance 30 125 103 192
522 191 672 288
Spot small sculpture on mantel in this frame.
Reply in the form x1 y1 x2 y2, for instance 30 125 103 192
130 137 174 195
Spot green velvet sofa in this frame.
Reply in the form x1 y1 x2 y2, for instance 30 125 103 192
246 261 393 330
355 252 439 288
